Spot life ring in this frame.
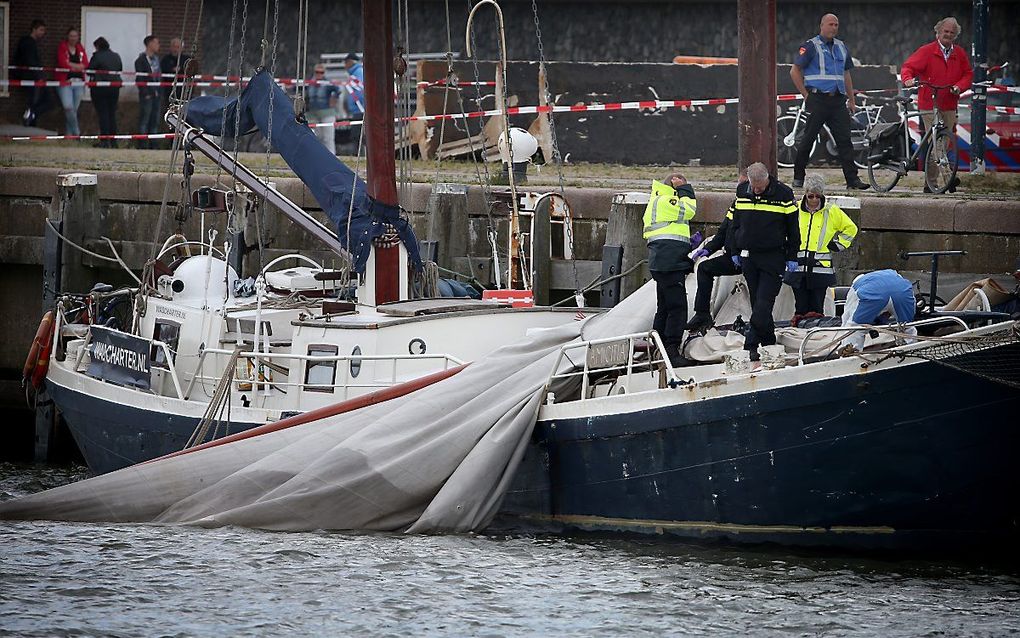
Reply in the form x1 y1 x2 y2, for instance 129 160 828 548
23 311 55 390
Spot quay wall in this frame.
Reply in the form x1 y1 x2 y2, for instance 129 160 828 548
1 166 1018 407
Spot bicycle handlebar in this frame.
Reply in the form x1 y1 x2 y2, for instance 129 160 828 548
916 81 957 91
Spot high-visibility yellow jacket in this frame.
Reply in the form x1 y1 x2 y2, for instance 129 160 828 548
643 180 696 244
795 202 858 274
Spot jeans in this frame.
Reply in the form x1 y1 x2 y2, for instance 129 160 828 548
306 108 337 155
138 93 161 149
56 82 85 135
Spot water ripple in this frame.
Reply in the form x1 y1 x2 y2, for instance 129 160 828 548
1 464 1019 636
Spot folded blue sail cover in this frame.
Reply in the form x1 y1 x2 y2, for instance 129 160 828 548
184 71 421 273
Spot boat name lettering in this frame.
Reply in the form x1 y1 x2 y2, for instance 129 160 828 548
586 339 631 370
91 341 150 373
155 305 187 321
85 326 152 390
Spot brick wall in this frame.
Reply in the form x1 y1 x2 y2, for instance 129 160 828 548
1 0 200 130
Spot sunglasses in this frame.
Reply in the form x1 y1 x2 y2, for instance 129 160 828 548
314 70 325 75
806 193 822 199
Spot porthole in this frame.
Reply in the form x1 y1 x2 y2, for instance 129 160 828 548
350 346 363 378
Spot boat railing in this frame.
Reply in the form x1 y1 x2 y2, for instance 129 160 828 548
546 331 681 400
184 347 465 403
796 316 970 365
61 315 463 403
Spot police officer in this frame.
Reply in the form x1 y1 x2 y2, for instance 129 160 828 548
784 175 859 317
686 175 747 332
644 173 697 364
726 163 800 361
790 13 870 191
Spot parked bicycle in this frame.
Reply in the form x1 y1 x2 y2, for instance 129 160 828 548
776 94 888 170
865 83 959 194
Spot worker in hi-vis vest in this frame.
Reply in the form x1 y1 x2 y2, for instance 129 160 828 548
643 173 696 365
784 174 858 317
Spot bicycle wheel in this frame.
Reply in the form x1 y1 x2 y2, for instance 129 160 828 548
924 129 959 194
867 151 904 192
776 115 804 168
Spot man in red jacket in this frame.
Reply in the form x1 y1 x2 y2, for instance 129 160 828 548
901 16 973 192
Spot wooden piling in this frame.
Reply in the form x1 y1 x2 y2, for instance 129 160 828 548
604 192 649 303
531 195 552 306
38 173 99 462
426 183 469 274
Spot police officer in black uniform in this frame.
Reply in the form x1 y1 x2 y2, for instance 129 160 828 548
726 163 800 360
790 13 870 191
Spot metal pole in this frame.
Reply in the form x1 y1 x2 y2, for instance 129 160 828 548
737 0 778 174
970 0 988 175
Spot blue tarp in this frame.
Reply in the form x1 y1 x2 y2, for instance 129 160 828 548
184 71 421 273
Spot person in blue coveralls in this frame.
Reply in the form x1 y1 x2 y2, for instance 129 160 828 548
789 13 870 191
840 269 917 351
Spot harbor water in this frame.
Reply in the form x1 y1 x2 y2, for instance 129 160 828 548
1 462 1018 637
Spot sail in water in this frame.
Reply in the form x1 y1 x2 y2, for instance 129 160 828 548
0 284 657 532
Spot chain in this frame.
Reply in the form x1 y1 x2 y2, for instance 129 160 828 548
264 0 280 178
214 0 241 188
531 0 582 302
230 0 251 172
430 0 455 189
396 0 413 206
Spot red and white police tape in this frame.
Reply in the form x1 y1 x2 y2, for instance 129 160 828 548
3 91 1017 142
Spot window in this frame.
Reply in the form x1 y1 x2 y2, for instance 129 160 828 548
151 320 180 369
305 344 339 393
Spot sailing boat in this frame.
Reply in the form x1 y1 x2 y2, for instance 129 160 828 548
37 3 592 475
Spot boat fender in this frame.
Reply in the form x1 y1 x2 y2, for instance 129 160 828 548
23 311 55 390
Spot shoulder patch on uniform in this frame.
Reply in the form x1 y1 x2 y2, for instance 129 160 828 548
799 46 807 56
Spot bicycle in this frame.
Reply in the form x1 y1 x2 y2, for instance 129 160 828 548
776 94 888 170
866 82 959 194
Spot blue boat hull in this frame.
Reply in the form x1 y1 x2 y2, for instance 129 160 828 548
47 381 261 475
499 352 1020 551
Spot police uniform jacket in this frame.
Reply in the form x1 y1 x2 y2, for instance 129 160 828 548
725 178 799 263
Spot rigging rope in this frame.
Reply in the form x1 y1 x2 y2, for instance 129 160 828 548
185 346 244 448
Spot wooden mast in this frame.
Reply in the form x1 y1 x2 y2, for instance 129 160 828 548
362 1 400 304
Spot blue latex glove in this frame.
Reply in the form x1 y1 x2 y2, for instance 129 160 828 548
786 260 799 273
731 255 742 267
691 248 710 260
690 231 703 247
